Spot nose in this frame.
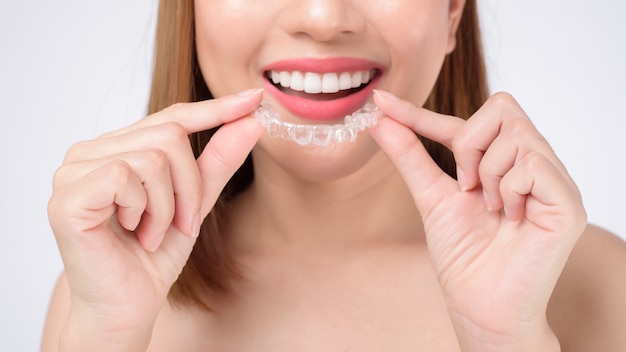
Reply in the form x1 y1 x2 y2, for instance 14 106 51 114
279 0 366 42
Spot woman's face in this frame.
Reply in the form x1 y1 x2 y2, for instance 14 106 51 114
195 0 465 182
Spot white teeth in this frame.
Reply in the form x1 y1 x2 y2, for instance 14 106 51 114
290 71 304 91
254 101 382 147
271 71 280 85
321 73 339 93
278 71 290 87
268 69 375 94
339 72 352 90
303 73 322 94
351 71 362 88
362 70 370 84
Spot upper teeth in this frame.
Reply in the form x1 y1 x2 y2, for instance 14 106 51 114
269 69 375 94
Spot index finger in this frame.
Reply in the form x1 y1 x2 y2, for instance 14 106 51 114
102 88 264 138
372 90 464 150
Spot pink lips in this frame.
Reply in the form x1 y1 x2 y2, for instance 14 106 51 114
262 57 382 122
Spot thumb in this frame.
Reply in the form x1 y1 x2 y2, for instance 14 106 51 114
368 92 457 214
153 116 263 274
196 115 263 218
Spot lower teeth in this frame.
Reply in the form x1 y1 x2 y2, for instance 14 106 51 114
254 102 382 147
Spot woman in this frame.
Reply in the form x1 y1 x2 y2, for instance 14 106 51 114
42 0 626 350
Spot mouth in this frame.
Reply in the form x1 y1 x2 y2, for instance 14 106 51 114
262 66 382 122
264 68 380 102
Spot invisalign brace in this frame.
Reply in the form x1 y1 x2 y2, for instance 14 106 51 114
254 102 382 147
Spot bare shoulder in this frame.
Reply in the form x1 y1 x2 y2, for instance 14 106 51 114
548 224 626 351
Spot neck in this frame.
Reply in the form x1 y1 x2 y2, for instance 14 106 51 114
230 149 424 252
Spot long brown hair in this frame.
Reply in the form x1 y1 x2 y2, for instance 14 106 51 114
148 0 489 310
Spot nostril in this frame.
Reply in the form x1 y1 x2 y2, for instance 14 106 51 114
279 2 366 43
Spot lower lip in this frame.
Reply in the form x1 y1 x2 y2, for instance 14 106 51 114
263 75 381 122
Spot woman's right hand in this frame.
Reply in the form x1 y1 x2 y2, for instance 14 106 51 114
47 89 264 351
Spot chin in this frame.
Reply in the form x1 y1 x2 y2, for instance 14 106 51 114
253 132 382 184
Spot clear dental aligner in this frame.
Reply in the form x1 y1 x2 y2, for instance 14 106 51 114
254 102 382 147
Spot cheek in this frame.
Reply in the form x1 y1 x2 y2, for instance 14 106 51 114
194 1 268 97
374 1 451 54
373 3 451 104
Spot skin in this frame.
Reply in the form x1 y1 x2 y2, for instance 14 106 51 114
42 0 626 351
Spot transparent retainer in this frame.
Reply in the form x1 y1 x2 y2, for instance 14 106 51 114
254 102 382 146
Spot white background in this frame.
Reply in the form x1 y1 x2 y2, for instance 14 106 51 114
1 1 624 350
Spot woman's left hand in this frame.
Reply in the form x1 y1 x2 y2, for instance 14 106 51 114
368 90 586 351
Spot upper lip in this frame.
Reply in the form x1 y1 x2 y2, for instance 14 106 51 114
261 57 383 74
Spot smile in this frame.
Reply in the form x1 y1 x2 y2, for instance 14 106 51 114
262 58 383 122
266 69 377 97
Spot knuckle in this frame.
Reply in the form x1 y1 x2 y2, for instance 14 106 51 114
506 117 533 138
163 102 189 119
450 134 469 156
63 140 90 164
107 160 134 185
142 148 169 172
159 121 189 143
47 192 62 220
52 165 71 190
488 91 517 108
47 185 78 231
477 159 501 181
520 151 545 170
487 92 531 125
504 118 550 154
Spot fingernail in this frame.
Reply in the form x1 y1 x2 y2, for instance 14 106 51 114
190 213 201 238
483 189 494 212
503 205 510 219
150 232 166 253
456 166 468 192
373 89 400 102
237 88 264 97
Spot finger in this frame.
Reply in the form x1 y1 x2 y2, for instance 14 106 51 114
101 88 264 138
197 115 263 217
148 223 198 283
373 90 464 149
49 160 148 247
55 151 176 247
372 90 468 190
475 134 518 211
499 151 584 230
451 92 576 195
476 114 561 212
368 116 454 216
116 150 175 252
449 93 535 194
64 123 201 237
